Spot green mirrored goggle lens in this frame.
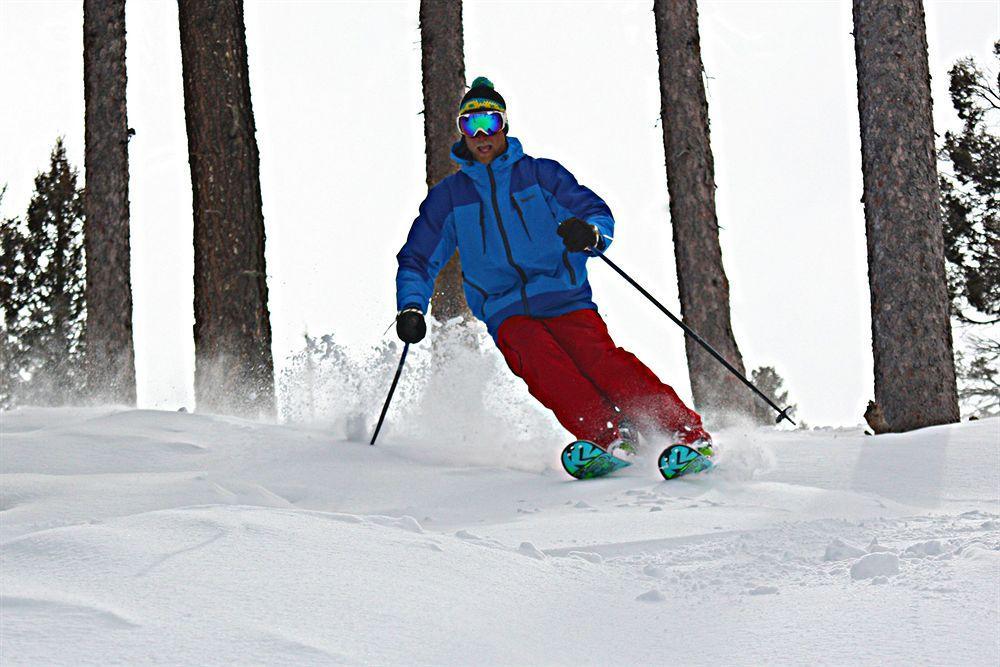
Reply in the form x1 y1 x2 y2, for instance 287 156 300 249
457 111 505 137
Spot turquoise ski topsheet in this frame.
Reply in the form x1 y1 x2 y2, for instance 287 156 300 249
561 440 631 479
658 444 714 480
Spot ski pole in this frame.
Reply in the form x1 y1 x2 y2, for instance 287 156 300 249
370 343 410 445
595 252 796 426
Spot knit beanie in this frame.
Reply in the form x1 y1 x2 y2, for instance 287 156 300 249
458 76 506 115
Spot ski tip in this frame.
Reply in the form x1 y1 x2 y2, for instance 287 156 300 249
562 440 630 480
657 444 714 481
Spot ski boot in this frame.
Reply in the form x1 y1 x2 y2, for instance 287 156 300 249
607 418 641 458
561 418 640 479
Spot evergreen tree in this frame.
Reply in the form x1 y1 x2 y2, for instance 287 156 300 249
178 0 275 417
653 0 753 422
939 41 1000 416
940 41 999 324
853 0 959 432
84 0 136 405
0 186 15 406
0 140 87 407
750 366 796 426
954 337 999 416
419 0 471 323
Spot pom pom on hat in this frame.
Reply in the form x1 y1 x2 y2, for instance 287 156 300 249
470 76 494 89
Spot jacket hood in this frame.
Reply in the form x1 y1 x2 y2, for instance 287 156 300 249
450 136 525 177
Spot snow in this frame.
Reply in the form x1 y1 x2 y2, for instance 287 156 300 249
824 538 867 561
2 407 998 665
850 552 901 580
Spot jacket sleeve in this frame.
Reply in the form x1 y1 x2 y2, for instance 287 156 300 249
395 183 457 313
535 158 615 253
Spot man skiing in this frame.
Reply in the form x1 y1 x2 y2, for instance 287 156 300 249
395 77 712 461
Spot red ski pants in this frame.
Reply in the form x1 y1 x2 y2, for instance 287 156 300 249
496 308 704 447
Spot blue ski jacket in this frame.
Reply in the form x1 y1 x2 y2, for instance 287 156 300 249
396 137 615 338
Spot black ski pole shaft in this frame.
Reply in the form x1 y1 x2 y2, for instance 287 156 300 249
370 343 410 445
596 252 795 426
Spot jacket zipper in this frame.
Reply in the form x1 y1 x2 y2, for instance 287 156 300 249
487 163 531 316
562 250 578 285
510 195 532 240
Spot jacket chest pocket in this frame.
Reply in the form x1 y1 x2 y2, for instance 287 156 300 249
511 187 558 240
509 195 532 241
510 187 563 273
454 203 488 256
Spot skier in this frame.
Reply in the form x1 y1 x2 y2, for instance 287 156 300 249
395 77 713 458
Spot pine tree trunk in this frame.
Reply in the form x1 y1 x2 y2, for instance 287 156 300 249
178 0 275 418
653 0 752 421
83 0 136 405
419 0 470 322
853 0 959 431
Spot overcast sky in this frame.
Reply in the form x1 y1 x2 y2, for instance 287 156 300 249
1 0 997 426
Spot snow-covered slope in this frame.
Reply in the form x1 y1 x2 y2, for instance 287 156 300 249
2 408 997 665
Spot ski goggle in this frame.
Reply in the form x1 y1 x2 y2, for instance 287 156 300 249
456 110 506 137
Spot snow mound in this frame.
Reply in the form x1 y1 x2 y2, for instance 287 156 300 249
747 585 780 596
824 538 867 561
904 540 945 558
517 541 546 559
635 589 667 602
867 538 895 553
850 552 900 580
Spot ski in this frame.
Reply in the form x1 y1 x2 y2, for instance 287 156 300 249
658 443 714 481
561 440 631 479
561 440 715 481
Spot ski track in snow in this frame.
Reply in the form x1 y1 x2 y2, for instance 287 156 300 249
1 407 998 665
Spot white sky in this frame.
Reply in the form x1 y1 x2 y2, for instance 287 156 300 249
1 0 997 426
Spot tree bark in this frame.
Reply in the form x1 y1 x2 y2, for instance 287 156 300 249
83 0 136 405
419 0 471 322
178 0 275 417
653 0 753 421
853 0 959 431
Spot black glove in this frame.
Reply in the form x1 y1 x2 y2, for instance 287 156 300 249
557 217 601 252
396 307 426 344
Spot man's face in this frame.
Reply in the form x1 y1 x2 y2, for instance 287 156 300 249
464 128 507 165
